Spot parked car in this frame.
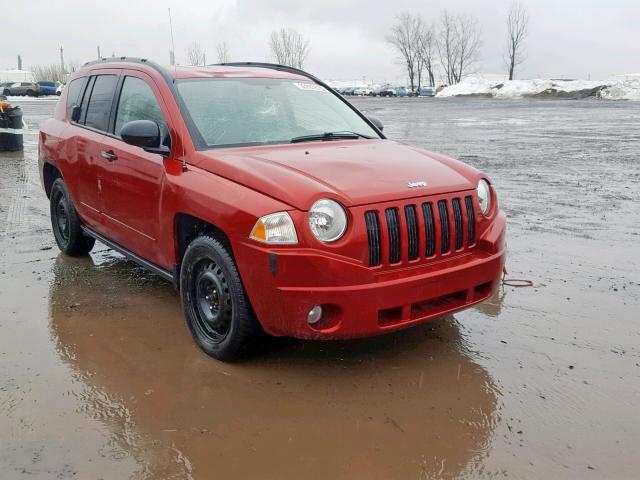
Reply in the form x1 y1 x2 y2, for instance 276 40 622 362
418 86 436 97
342 86 356 96
372 84 395 97
37 81 61 96
394 86 408 97
354 86 373 96
2 81 41 96
39 58 505 361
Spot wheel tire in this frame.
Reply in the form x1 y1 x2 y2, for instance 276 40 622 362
26 89 35 97
180 235 260 361
2 89 9 95
50 178 95 256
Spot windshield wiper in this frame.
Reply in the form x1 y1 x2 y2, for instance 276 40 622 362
290 131 373 143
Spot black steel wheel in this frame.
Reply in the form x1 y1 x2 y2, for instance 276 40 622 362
50 178 95 256
192 260 233 341
180 235 261 361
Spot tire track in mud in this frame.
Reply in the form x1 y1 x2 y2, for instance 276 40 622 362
0 99 56 261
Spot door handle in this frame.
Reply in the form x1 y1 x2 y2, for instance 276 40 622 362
100 150 118 161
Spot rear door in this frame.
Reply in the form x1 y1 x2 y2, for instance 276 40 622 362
98 71 172 264
65 71 120 228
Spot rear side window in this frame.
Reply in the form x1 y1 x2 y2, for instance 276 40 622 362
114 76 167 137
65 77 88 118
84 75 118 132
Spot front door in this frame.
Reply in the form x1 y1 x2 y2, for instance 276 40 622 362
98 72 172 265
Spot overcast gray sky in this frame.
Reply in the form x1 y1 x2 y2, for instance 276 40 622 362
3 0 639 82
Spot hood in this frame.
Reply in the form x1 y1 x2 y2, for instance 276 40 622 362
193 140 480 210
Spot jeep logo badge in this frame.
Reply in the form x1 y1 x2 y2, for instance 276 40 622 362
407 181 427 188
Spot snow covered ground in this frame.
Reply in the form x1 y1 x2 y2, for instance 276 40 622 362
437 76 640 100
3 96 59 102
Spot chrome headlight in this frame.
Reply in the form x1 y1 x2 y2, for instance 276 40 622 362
308 199 347 243
477 179 491 216
250 212 298 244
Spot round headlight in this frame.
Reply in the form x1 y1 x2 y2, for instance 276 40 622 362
477 179 491 216
308 199 348 242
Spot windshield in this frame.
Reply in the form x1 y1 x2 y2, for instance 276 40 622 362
176 78 380 148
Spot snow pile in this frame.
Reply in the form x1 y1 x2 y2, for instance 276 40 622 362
599 79 640 100
437 76 607 99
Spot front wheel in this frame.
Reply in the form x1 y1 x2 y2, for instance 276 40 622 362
180 235 260 361
50 178 95 256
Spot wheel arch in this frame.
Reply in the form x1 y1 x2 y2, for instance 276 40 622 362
174 213 234 268
42 162 62 199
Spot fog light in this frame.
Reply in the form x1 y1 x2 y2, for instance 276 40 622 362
307 305 323 324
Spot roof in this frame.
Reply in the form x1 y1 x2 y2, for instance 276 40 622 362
81 57 312 82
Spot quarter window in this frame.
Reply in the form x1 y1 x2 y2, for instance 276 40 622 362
114 76 167 138
65 77 88 118
84 75 118 132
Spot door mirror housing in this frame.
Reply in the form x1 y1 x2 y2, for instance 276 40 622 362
368 116 384 132
120 120 170 156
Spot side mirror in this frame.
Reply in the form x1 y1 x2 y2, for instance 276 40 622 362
369 116 384 132
71 105 81 122
120 120 170 156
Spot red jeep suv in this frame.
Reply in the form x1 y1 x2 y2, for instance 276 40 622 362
39 58 506 361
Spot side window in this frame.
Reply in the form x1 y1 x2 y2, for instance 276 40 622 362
114 76 167 138
84 75 118 132
65 77 88 118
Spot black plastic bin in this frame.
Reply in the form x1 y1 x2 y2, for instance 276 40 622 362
0 106 24 152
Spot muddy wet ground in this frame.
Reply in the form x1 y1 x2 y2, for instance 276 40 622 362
1 97 639 479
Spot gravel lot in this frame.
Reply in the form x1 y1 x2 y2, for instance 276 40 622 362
1 96 639 479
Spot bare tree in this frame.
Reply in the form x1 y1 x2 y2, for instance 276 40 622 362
436 11 482 85
31 64 66 82
269 28 310 69
216 41 231 63
186 42 206 66
454 14 482 82
504 1 528 80
417 24 436 87
436 11 458 85
387 13 422 92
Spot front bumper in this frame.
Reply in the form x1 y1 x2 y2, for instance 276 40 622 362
234 211 506 340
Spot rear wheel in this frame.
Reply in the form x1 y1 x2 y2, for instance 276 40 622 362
2 89 9 95
26 89 35 97
180 235 260 361
50 178 95 256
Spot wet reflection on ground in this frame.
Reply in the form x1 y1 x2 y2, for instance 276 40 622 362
48 253 500 479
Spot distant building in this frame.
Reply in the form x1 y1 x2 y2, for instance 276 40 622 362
0 70 36 82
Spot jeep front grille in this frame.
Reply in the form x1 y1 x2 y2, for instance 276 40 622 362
365 194 476 267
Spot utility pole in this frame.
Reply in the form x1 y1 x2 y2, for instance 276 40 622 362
168 8 176 66
17 54 22 70
60 46 65 72
97 46 101 59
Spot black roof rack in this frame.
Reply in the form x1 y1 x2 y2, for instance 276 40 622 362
81 57 174 86
216 62 322 84
83 56 153 67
